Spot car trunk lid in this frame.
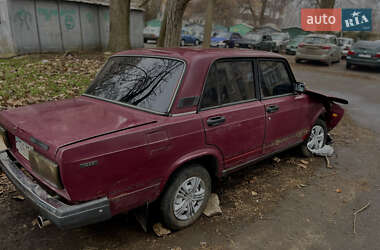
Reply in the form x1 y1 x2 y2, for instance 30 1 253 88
0 96 157 157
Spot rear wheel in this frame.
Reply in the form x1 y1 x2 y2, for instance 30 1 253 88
160 164 211 230
301 119 327 157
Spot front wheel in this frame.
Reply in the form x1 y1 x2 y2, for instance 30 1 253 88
160 164 211 230
194 40 200 46
301 119 327 157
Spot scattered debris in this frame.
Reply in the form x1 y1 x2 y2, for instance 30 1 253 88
251 191 258 196
297 163 308 169
203 193 222 217
152 223 171 237
170 247 181 250
353 202 371 234
300 160 309 165
200 241 208 248
104 51 112 55
335 188 342 193
325 156 332 169
12 195 25 201
298 184 307 188
310 145 334 157
273 157 281 163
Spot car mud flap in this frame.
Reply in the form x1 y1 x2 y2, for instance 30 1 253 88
134 202 150 232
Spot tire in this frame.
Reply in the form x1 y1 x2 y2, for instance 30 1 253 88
194 40 200 46
326 57 332 66
301 119 327 157
180 40 185 47
160 164 211 230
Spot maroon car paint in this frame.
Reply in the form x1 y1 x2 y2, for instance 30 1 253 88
0 48 346 225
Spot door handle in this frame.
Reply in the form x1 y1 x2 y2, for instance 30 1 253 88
266 105 279 113
207 116 226 127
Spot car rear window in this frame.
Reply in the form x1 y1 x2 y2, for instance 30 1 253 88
85 56 184 114
304 37 327 44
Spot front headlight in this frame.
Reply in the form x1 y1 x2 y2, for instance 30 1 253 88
0 125 10 150
29 150 63 189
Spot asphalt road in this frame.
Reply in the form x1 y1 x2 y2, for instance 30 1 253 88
1 56 379 250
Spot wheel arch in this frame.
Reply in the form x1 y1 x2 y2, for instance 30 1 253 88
159 148 223 194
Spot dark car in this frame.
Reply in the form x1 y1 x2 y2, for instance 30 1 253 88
211 32 242 48
346 40 380 70
181 32 201 46
233 33 274 51
0 48 346 231
286 35 306 55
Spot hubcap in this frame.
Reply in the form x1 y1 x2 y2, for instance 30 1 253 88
307 125 325 151
173 177 205 221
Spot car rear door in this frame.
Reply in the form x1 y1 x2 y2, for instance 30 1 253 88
257 59 309 154
199 59 265 169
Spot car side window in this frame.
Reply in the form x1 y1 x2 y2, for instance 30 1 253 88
258 60 294 98
200 61 256 109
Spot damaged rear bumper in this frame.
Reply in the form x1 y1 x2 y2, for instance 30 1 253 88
0 151 111 229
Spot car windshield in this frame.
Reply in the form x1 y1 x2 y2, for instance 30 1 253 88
244 33 262 41
214 32 229 38
304 37 327 44
85 56 185 114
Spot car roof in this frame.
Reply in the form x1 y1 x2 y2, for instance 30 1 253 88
114 48 284 63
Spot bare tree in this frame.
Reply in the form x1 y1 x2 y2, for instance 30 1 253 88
108 0 131 51
157 5 168 47
161 0 192 47
202 0 215 48
315 0 335 8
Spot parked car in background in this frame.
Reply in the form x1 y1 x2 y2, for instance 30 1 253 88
233 33 274 51
211 32 242 48
286 35 306 55
338 37 354 58
296 34 341 66
143 26 160 43
0 48 346 231
346 40 380 70
181 32 201 46
271 32 290 52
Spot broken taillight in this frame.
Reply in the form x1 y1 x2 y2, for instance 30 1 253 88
347 50 355 56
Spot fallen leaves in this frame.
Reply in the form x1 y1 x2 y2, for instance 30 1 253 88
153 223 171 237
0 53 107 109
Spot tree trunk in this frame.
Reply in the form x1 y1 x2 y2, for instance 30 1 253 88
163 0 191 48
157 5 168 47
258 0 268 26
108 0 131 51
202 0 214 48
317 0 335 8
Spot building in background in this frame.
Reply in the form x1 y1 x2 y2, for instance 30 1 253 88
0 0 144 57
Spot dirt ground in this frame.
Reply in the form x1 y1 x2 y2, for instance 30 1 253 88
0 53 380 250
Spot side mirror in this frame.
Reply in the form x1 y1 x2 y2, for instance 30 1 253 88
294 82 305 93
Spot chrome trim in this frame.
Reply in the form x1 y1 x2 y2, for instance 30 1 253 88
170 111 196 117
83 54 187 116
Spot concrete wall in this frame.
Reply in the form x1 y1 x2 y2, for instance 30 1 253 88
0 0 15 56
1 0 143 56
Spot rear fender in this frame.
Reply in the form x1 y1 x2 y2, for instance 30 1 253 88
159 147 223 192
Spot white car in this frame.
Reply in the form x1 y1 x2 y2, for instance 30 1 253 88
338 38 354 58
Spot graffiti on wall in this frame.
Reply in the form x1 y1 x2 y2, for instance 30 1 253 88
14 9 32 30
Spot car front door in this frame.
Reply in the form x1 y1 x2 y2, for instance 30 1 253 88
257 59 309 154
199 59 266 169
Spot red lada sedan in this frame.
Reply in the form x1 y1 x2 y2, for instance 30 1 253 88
0 48 346 230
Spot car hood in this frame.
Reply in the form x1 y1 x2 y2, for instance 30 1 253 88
0 96 157 154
